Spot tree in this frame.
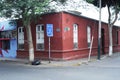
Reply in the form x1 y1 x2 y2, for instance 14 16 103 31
0 0 66 63
53 0 66 3
1 0 50 63
86 0 120 56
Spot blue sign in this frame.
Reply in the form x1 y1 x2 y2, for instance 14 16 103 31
46 24 53 37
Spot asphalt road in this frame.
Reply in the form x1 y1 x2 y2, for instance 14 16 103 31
0 53 120 80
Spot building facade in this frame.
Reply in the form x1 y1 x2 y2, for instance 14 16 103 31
0 20 17 58
17 11 120 60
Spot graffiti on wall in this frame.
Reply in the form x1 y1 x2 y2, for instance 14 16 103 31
0 39 17 58
0 20 17 58
0 20 17 31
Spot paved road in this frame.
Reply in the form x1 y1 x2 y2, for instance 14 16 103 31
0 53 120 80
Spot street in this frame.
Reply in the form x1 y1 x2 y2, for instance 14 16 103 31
0 53 120 80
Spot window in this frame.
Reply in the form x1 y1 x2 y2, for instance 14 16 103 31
116 31 118 45
18 27 24 50
36 24 44 50
2 40 10 50
73 24 78 49
87 26 91 47
1 31 12 38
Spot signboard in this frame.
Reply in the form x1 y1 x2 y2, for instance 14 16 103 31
46 24 53 37
46 24 53 63
0 20 17 31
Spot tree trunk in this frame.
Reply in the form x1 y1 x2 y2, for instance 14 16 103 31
107 5 118 56
25 24 34 62
108 24 113 56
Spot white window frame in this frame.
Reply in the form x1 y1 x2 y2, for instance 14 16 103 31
87 26 91 47
18 27 24 50
116 31 119 45
73 24 78 49
36 24 44 50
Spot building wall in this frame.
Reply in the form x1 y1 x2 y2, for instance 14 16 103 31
60 12 110 59
0 20 17 58
17 12 120 60
113 27 120 52
17 13 64 59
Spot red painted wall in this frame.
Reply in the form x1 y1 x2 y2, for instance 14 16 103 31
17 11 120 60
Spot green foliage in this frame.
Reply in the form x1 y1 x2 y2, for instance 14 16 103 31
85 0 94 3
53 0 66 3
0 0 50 26
86 0 120 24
0 0 67 26
86 0 120 8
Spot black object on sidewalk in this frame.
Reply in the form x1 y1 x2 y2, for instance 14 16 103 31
31 60 41 65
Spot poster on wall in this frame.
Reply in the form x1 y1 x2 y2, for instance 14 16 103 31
0 20 17 31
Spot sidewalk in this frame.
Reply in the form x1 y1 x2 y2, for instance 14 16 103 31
0 52 119 67
0 57 96 67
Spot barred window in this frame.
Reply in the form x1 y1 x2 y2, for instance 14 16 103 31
18 27 24 50
36 24 44 50
73 24 78 49
87 26 91 48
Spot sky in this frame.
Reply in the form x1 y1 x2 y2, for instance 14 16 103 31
49 0 120 26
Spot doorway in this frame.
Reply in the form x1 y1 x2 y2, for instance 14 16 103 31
101 28 105 55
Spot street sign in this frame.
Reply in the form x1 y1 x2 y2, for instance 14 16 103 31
46 24 53 63
46 24 53 37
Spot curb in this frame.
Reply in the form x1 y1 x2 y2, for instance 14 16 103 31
0 57 97 67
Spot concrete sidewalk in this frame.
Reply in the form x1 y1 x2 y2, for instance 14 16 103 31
0 57 96 67
0 52 119 67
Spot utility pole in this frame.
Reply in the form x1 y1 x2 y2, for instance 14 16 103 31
98 0 102 60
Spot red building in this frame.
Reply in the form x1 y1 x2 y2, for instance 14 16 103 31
17 11 120 60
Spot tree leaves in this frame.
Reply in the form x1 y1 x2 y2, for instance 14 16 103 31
86 0 120 8
0 0 49 20
53 0 66 3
